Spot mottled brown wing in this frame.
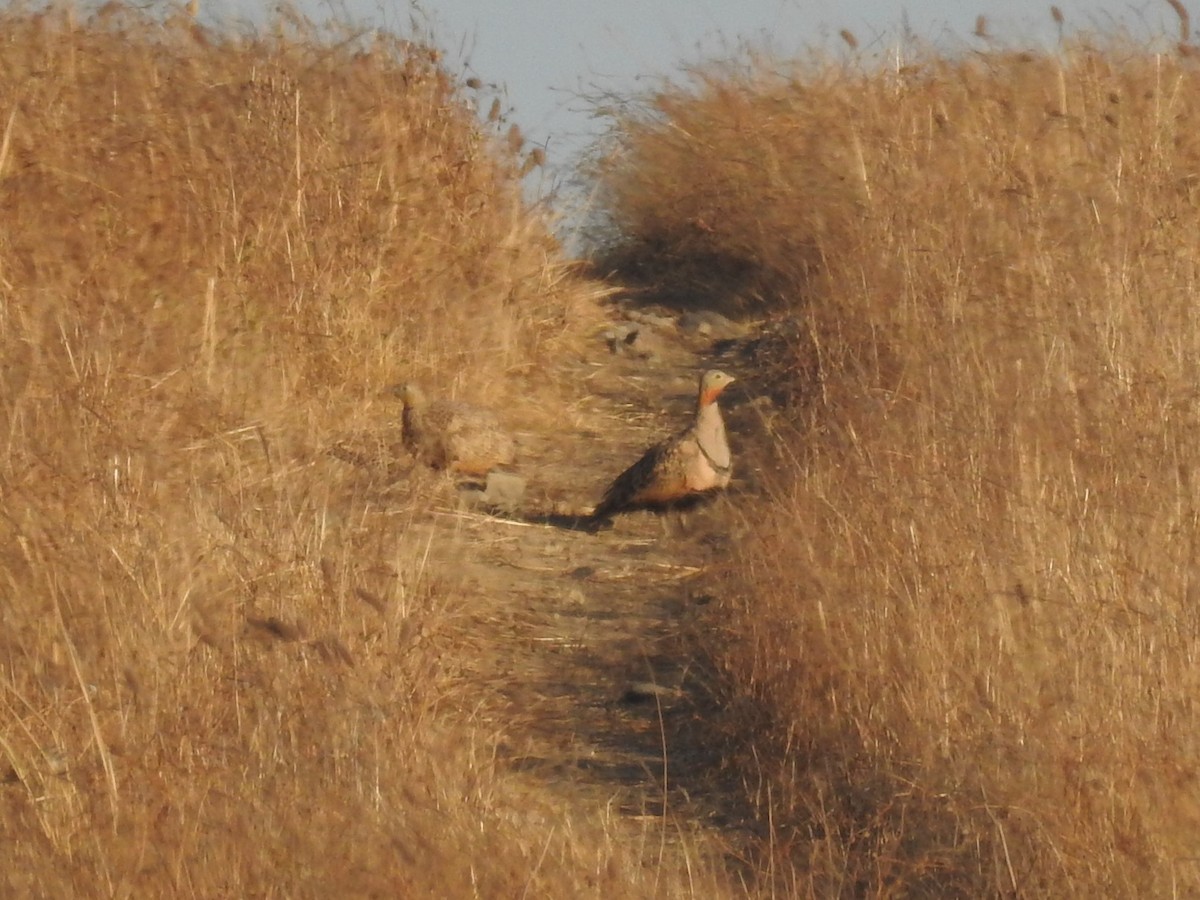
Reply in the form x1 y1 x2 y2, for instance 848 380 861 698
445 426 516 475
592 433 695 520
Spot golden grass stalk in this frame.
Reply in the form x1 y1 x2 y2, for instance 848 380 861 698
0 5 634 895
591 36 1200 894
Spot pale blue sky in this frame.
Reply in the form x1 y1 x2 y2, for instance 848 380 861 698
212 1 1183 207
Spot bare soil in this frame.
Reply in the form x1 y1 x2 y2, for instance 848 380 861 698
390 308 775 885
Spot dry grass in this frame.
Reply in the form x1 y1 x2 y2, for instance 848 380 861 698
15 2 1200 896
591 36 1200 896
0 6 705 896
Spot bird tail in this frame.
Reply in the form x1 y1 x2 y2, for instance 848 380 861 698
588 494 617 527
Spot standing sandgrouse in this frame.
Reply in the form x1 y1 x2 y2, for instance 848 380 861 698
591 369 735 523
398 383 517 477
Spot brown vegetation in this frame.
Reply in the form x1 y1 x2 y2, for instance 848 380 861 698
0 6 669 896
592 34 1200 896
11 1 1200 896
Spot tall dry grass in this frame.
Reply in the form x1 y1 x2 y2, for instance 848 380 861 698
591 36 1200 895
0 6 687 896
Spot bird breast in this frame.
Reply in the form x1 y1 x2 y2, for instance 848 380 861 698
693 403 731 473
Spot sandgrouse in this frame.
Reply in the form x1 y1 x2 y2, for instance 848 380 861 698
591 369 735 523
398 383 517 477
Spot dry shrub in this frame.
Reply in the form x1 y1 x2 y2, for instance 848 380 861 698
595 41 1200 894
586 58 871 313
0 5 636 895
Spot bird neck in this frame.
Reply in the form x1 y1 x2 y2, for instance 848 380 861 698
402 403 420 431
694 399 730 471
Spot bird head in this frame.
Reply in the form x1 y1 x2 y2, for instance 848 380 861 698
698 369 735 406
392 382 427 409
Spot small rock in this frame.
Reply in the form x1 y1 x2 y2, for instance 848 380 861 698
676 310 748 340
458 487 487 507
604 323 640 355
627 311 676 330
480 470 526 511
602 321 669 362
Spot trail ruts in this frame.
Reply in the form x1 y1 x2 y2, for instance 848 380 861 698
408 314 769 889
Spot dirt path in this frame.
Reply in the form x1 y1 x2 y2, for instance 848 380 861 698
404 310 769 887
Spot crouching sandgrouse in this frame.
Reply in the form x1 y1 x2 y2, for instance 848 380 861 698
590 369 735 524
398 383 517 477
